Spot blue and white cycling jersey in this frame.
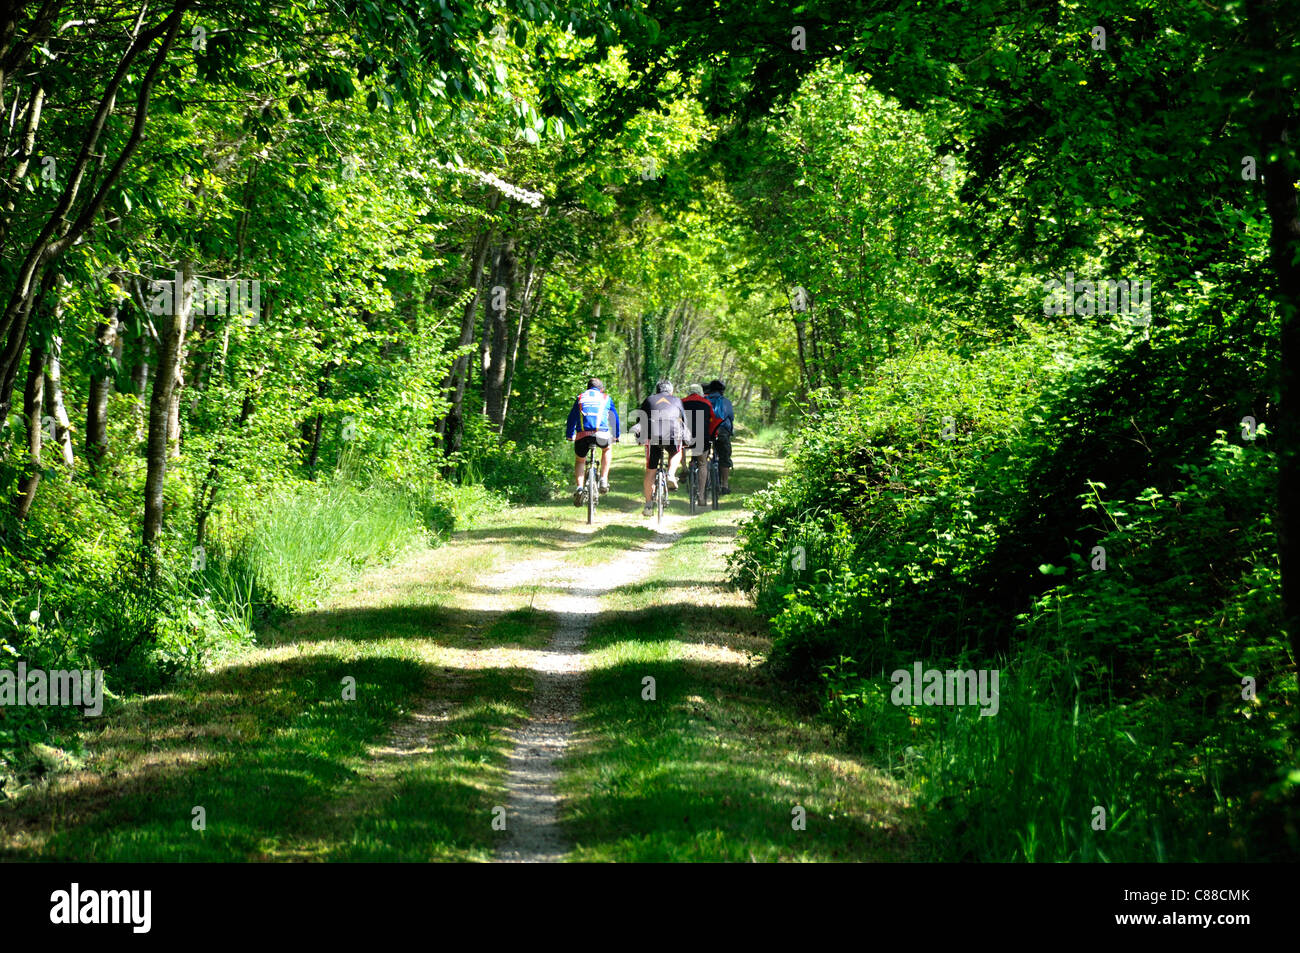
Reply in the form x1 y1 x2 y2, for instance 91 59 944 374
566 388 621 440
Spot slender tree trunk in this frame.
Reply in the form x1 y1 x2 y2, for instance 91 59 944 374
87 288 122 473
194 382 256 549
792 312 812 395
501 259 541 429
142 262 193 552
44 332 73 467
0 291 33 419
303 413 323 471
441 204 498 458
166 299 188 459
131 333 150 442
14 341 44 520
483 238 516 430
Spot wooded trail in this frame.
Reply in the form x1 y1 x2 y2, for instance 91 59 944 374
0 443 915 862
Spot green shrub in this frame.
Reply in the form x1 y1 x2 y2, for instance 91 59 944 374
732 327 1296 861
455 414 561 503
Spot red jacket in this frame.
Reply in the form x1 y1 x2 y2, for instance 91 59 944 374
682 393 722 439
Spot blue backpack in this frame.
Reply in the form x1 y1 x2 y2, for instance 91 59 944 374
707 393 733 435
577 389 611 431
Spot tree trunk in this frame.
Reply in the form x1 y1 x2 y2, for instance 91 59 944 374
131 333 150 443
482 238 516 430
44 331 74 467
441 203 498 458
792 312 812 395
87 288 122 473
302 412 323 473
14 341 44 520
0 291 33 419
194 382 256 549
142 262 193 552
500 258 541 429
166 295 189 459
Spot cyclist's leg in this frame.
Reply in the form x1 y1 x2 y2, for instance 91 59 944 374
702 439 714 502
573 437 587 489
666 444 684 489
717 434 732 491
597 433 613 490
643 445 656 504
573 436 593 504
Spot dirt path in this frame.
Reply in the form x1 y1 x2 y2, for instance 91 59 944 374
493 514 682 862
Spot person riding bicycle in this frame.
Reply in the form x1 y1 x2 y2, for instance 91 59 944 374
703 379 735 494
630 379 690 517
682 384 723 504
566 377 620 505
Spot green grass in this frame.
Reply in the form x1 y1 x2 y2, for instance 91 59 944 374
0 503 556 861
557 445 918 861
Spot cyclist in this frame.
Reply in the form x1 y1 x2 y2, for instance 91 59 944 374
566 377 620 505
682 384 723 505
631 379 690 517
703 379 735 494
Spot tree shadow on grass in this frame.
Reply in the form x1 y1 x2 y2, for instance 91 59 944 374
267 603 555 650
0 614 538 861
560 654 916 862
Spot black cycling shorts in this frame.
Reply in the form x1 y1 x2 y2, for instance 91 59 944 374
645 442 682 470
713 433 733 469
574 432 612 457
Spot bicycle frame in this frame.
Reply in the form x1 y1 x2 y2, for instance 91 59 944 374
585 446 599 523
655 454 670 524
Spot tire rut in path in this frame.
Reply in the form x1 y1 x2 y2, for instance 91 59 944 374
494 519 679 863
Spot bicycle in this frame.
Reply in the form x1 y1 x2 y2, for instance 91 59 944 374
583 444 599 524
654 452 670 525
708 449 721 510
687 455 699 515
686 448 718 514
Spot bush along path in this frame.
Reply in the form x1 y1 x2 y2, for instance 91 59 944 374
0 442 915 862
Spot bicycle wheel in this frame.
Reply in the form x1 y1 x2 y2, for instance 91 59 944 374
688 459 698 515
656 470 665 524
710 456 720 510
586 459 597 524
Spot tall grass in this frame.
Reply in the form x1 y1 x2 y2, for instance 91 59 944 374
748 424 788 456
829 632 1264 862
198 478 420 615
900 646 1166 862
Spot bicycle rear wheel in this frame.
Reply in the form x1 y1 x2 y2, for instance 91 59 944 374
688 460 698 515
586 460 597 524
710 456 720 509
656 471 665 524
